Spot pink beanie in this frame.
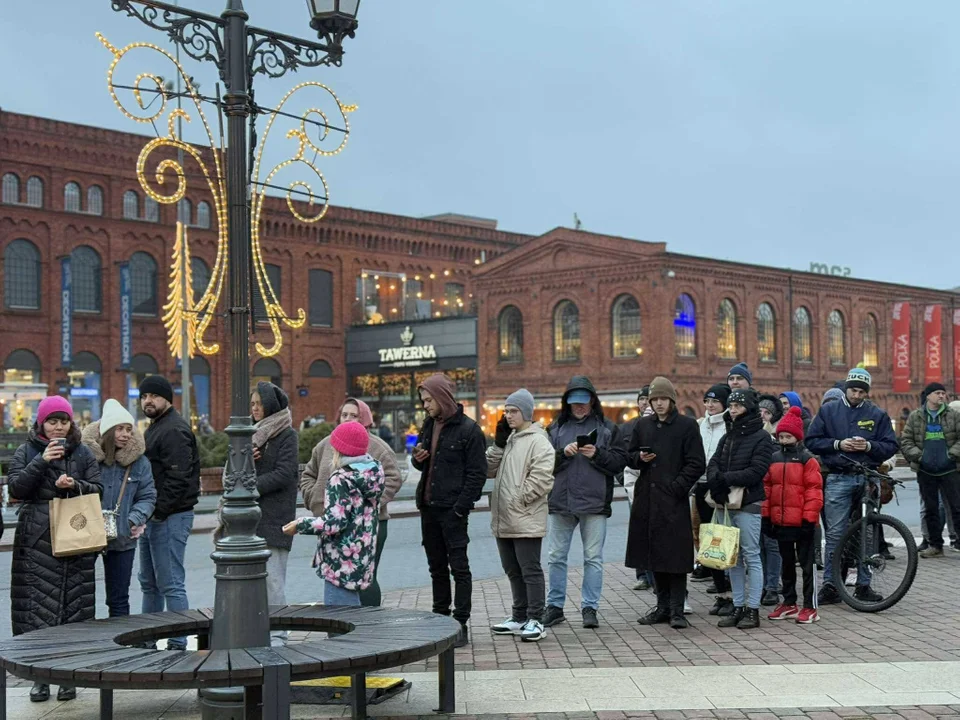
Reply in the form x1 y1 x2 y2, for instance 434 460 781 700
330 421 370 457
37 396 74 427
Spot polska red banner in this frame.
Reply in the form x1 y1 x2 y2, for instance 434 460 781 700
924 305 942 384
954 308 960 393
892 302 911 394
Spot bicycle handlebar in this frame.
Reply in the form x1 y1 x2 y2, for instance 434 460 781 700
838 454 906 485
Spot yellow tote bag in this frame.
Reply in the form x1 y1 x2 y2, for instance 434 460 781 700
696 507 739 570
49 485 107 558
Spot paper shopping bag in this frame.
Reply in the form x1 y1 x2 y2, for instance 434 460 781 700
696 508 739 570
49 490 108 557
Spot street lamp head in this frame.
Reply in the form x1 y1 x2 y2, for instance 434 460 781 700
307 0 360 49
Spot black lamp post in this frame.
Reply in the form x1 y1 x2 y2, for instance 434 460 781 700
110 1 360 717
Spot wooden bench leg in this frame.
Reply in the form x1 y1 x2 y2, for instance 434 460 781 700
244 683 263 720
437 647 456 713
255 661 291 720
1 669 6 720
351 672 367 720
100 689 113 720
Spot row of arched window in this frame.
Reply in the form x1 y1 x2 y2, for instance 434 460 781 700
2 173 211 228
2 238 212 316
496 293 881 368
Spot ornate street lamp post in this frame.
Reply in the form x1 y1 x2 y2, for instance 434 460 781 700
108 1 360 717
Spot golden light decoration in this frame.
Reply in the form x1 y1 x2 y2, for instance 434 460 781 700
163 222 198 360
99 33 355 360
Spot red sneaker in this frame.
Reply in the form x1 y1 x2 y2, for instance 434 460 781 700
796 608 820 624
767 604 799 621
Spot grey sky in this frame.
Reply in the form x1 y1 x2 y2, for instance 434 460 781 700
2 1 958 289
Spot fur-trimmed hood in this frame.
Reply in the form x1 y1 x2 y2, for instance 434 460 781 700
82 419 147 467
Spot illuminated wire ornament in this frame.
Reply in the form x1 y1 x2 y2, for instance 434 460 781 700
98 32 354 359
163 222 196 360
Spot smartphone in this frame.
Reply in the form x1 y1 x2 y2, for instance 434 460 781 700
414 442 425 453
576 434 590 448
636 446 652 454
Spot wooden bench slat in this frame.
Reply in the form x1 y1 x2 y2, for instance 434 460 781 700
100 649 190 683
196 649 231 681
227 649 263 682
161 650 211 682
73 649 161 682
46 648 153 682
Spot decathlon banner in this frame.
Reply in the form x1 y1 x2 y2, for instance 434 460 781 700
892 302 911 394
60 257 73 367
119 262 132 369
954 309 960 394
924 304 942 385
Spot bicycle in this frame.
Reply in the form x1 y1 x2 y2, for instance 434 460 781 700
830 456 918 612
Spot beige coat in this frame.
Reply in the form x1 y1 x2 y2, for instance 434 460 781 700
299 433 402 520
486 423 555 539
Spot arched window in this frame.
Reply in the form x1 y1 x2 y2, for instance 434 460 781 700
64 182 81 212
145 197 159 223
498 305 523 363
308 359 334 378
862 313 879 368
828 310 846 366
196 201 211 229
253 264 282 323
717 299 738 360
26 177 43 207
756 302 776 362
1 173 19 204
71 246 102 313
553 300 581 362
252 358 282 387
69 352 103 423
611 294 642 358
190 356 212 421
130 251 158 315
178 198 192 225
674 293 697 357
4 239 41 309
123 190 140 220
4 349 42 384
191 257 210 302
87 186 104 216
793 306 812 363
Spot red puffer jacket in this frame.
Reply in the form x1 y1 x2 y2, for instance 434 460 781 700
761 445 823 527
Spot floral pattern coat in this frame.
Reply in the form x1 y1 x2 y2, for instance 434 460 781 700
295 455 385 591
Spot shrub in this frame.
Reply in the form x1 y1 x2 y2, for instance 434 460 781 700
198 432 230 469
298 423 335 464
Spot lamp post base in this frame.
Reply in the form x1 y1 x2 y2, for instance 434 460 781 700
200 686 246 720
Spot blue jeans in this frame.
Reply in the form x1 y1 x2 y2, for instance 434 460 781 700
823 474 870 587
761 534 782 592
102 548 137 617
139 511 194 649
324 581 361 606
546 513 607 611
728 510 763 609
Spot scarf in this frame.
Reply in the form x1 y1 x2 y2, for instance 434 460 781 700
253 407 293 449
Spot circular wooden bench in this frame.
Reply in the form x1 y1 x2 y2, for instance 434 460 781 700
0 604 461 720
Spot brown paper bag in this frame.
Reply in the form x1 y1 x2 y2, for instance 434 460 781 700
50 488 107 557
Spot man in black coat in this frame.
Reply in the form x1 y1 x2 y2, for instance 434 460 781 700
628 376 706 630
412 373 487 647
543 375 628 630
139 375 200 651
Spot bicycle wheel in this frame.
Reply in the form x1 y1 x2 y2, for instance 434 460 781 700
832 513 918 612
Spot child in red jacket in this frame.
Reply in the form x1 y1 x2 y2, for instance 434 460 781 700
761 407 824 624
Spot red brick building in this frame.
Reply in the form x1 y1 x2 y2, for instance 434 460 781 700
2 110 957 439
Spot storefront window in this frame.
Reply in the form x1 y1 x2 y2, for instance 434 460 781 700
188 356 211 428
126 353 159 430
2 349 43 430
68 351 102 426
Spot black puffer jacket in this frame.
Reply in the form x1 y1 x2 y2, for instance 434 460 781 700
413 405 487 514
144 407 200 521
706 409 774 507
9 427 103 636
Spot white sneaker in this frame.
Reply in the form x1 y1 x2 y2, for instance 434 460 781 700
844 570 857 587
683 599 693 615
519 619 546 642
491 617 525 635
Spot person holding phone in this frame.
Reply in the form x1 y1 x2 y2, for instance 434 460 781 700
627 377 706 630
542 376 627 630
8 396 103 703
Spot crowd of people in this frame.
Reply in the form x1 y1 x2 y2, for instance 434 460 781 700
7 363 960 703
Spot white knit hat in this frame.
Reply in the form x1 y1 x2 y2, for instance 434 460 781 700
100 398 135 435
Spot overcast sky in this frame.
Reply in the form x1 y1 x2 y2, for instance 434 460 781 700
2 1 959 289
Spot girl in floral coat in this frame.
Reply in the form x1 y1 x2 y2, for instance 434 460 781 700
284 421 385 605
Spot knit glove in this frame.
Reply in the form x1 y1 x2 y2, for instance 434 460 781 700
800 519 816 535
707 474 729 505
494 415 511 449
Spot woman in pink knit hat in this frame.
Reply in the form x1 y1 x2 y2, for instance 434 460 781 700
284 421 385 606
8 396 103 703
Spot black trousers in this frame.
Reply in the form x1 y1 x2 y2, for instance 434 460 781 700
496 537 545 622
694 485 731 594
421 506 472 623
918 470 960 549
778 533 816 608
653 572 687 616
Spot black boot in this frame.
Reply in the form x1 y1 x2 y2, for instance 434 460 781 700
669 603 689 629
718 606 744 628
637 606 670 625
30 683 50 702
454 623 469 648
737 607 761 629
57 685 77 701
